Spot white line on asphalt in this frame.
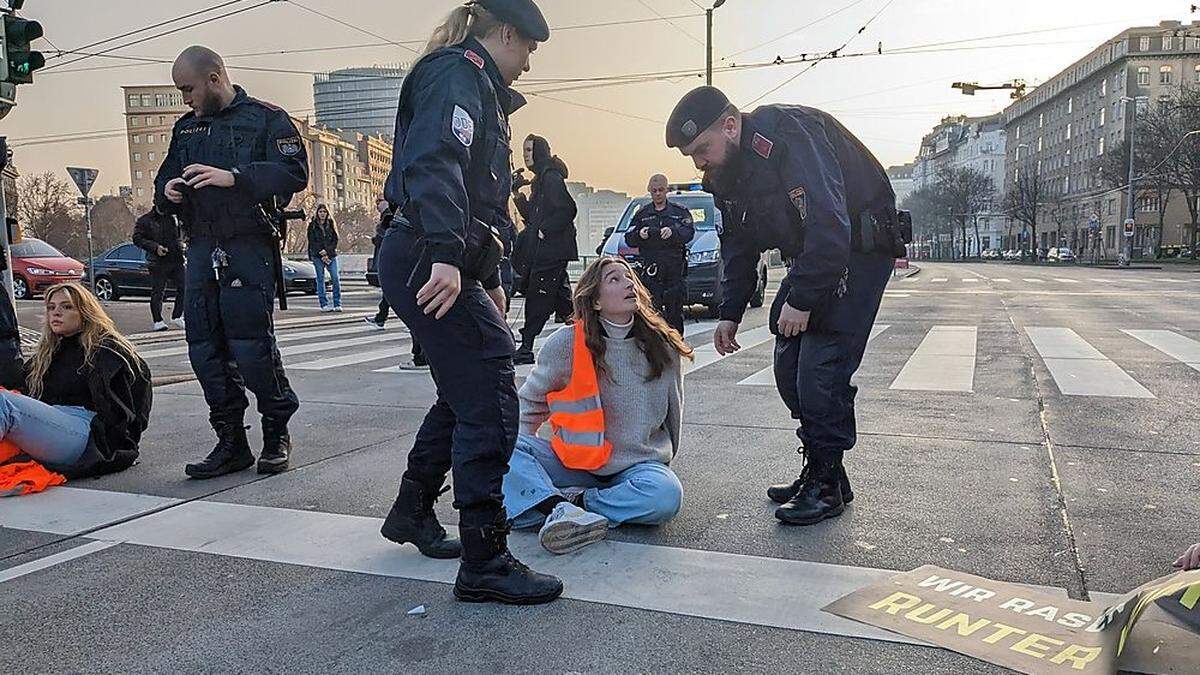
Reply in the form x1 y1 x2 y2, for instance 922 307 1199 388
290 346 416 371
1121 329 1200 372
0 486 180 534
279 333 408 358
138 323 396 359
1123 278 1149 284
993 278 1011 283
687 325 775 374
1089 278 1113 283
962 278 978 283
1053 278 1080 284
1022 278 1045 284
1025 327 1154 398
890 326 977 392
929 278 948 283
902 276 920 282
739 325 890 386
0 540 120 585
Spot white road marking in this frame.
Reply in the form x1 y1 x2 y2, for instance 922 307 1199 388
929 278 948 283
1025 327 1154 398
1022 278 1045 284
1122 329 1200 372
687 325 775 374
962 278 978 283
291 346 417 371
0 540 120 585
1053 278 1080 284
138 323 394 359
739 325 890 386
0 486 180 534
993 278 1011 283
890 326 977 392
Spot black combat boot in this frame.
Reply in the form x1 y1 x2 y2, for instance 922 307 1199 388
454 511 563 605
512 341 535 366
185 420 254 479
380 476 462 559
767 455 854 504
775 452 846 526
257 418 292 475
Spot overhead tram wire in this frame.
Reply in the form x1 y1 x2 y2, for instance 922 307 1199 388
633 0 706 47
45 0 250 60
282 0 419 56
724 0 872 61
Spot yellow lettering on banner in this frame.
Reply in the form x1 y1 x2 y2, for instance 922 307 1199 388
904 604 954 625
982 623 1028 645
1119 580 1191 653
869 592 923 615
1010 633 1065 659
999 598 1035 612
1049 645 1103 670
1181 582 1200 610
935 613 992 637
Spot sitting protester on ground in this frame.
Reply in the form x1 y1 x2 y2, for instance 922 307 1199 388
1176 542 1200 571
1 282 151 478
505 257 692 554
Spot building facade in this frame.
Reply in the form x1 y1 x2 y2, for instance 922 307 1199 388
1001 20 1200 259
887 162 915 207
566 182 631 256
313 67 405 140
122 85 189 209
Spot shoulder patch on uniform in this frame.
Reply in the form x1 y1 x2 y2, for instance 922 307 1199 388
451 105 475 147
788 186 807 220
276 136 303 157
464 49 485 69
752 133 774 159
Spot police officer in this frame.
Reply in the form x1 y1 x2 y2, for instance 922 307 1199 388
624 174 694 334
155 46 307 479
375 0 562 605
666 86 907 526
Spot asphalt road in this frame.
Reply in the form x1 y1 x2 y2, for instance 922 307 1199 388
2 261 1199 674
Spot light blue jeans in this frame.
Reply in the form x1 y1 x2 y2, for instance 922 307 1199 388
504 433 683 529
312 256 342 308
0 390 95 466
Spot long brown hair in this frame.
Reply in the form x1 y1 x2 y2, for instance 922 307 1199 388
572 257 694 382
422 3 504 56
26 282 139 399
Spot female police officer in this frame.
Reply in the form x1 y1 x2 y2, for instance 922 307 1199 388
376 0 562 605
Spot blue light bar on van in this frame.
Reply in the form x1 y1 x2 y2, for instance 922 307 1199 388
669 181 704 192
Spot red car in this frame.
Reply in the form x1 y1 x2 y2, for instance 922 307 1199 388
10 238 84 300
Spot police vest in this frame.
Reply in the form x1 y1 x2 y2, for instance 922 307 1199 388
545 322 612 471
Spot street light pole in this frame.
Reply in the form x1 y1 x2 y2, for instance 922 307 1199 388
706 0 726 86
1120 96 1149 267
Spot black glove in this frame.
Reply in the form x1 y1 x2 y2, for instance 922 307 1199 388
511 169 530 193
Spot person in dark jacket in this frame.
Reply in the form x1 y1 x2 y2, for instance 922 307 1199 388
1 282 151 478
307 204 342 312
512 133 577 365
132 210 187 331
364 196 427 369
624 174 695 333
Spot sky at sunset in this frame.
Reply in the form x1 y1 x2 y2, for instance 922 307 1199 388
4 0 1196 199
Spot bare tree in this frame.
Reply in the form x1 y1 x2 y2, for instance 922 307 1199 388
1004 164 1045 257
935 165 995 258
333 203 375 253
16 172 80 250
901 184 952 259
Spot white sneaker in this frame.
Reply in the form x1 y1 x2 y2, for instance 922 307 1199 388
173 317 186 329
538 501 608 555
333 306 343 313
152 321 169 332
320 306 333 312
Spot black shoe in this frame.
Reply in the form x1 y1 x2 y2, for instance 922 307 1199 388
768 464 854 504
381 476 462 559
258 419 292 475
512 348 535 366
454 511 563 605
775 457 845 526
185 421 254 479
411 352 428 368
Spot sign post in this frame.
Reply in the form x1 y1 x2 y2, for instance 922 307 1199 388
66 166 99 294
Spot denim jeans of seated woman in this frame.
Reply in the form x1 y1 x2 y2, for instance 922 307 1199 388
0 390 96 466
311 255 342 308
503 433 683 529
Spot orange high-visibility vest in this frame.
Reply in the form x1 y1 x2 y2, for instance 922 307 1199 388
545 322 612 471
0 439 67 497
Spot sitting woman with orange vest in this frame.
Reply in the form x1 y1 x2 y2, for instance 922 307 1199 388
0 282 151 485
505 257 693 554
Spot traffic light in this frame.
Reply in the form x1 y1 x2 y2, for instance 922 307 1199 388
3 12 43 85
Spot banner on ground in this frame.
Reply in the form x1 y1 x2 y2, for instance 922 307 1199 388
823 565 1200 674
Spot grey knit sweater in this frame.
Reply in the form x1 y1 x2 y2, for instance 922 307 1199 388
519 324 683 476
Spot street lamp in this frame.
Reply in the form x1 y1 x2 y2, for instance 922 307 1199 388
706 0 727 86
1119 95 1150 266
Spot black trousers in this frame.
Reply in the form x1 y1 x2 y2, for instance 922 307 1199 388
639 256 687 334
149 261 186 323
373 296 423 359
519 262 572 349
378 227 518 527
184 236 299 428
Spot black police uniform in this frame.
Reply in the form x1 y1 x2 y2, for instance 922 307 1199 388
669 88 902 525
154 85 307 478
624 200 694 333
132 210 187 325
376 31 562 604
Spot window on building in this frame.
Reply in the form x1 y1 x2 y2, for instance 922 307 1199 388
1037 137 1043 152
1038 112 1044 128
148 152 156 162
140 94 152 106
1066 123 1072 140
1100 107 1106 126
1163 35 1175 51
132 135 141 144
161 133 167 143
135 170 144 180
147 135 154 145
1015 125 1021 141
1101 79 1107 97
1161 65 1174 84
128 95 140 108
1108 199 1116 215
130 117 139 127
158 116 166 125
136 187 145 197
1138 66 1150 86
150 169 156 179
1098 137 1105 155
1189 37 1200 50
133 152 141 162
155 93 166 107
1195 64 1200 83
1068 97 1074 114
1139 36 1151 51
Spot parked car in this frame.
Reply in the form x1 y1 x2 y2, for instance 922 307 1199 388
1046 247 1076 263
599 186 770 315
81 241 325 300
10 238 84 300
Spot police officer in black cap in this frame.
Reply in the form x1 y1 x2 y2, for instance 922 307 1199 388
666 86 910 526
375 0 563 605
625 173 694 334
156 46 307 479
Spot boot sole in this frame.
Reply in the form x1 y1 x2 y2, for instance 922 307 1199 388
539 516 609 555
185 456 254 479
380 523 462 559
775 503 846 526
256 459 289 475
769 489 854 505
453 583 563 605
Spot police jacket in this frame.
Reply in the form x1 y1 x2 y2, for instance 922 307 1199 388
710 106 895 323
624 201 694 260
514 157 578 265
154 86 309 240
307 219 338 259
384 36 521 289
132 211 185 268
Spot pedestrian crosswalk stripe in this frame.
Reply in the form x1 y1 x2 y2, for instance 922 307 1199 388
291 345 415 371
890 326 977 392
138 323 391 360
902 276 920 282
962 278 978 283
739 325 890 386
1124 278 1149 284
279 332 407 358
1089 278 1112 283
1053 278 1080 284
993 278 1011 283
1023 278 1045 284
1025 327 1154 398
1121 329 1200 372
930 277 948 283
687 325 774 374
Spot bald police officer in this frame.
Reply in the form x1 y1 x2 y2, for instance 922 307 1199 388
625 174 694 334
666 86 910 526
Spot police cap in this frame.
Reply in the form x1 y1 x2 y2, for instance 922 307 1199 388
475 0 550 42
666 86 731 148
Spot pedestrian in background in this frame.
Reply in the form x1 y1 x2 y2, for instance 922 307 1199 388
625 174 694 334
364 195 428 370
307 204 342 312
132 209 187 332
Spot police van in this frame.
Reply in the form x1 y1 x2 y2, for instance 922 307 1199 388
598 182 768 315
